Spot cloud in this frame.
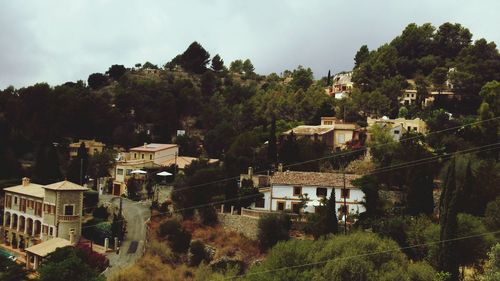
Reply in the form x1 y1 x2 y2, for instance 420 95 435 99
1 0 499 88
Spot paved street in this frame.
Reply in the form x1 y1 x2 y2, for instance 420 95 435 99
99 195 150 278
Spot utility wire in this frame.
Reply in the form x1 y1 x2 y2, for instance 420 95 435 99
224 229 500 280
80 142 500 229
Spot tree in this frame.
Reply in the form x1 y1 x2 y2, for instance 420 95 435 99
106 64 127 80
434 22 472 59
242 59 255 75
257 213 291 250
354 45 370 68
87 150 116 180
353 175 382 220
267 115 277 164
305 190 338 239
66 142 89 185
245 232 439 281
484 196 500 238
477 81 500 149
142 61 158 69
200 71 217 96
87 73 108 90
180 41 211 74
0 254 27 281
211 54 224 72
111 213 126 242
430 67 448 94
229 60 244 74
32 142 63 185
38 247 104 281
290 65 313 91
438 158 460 281
483 244 500 281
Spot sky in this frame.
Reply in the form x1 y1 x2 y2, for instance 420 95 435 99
1 0 500 89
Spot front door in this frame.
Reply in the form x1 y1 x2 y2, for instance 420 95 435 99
113 184 121 196
291 202 301 214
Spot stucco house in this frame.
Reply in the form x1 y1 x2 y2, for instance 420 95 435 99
2 178 87 251
129 143 179 165
249 170 365 217
367 116 427 141
69 139 105 159
282 117 359 151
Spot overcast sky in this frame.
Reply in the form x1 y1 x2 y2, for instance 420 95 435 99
1 0 499 89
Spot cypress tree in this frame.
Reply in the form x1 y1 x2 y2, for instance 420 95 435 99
267 115 277 164
324 190 339 234
327 70 332 85
438 158 460 281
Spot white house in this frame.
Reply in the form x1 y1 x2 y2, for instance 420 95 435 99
250 171 365 217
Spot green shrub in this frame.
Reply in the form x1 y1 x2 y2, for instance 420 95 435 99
158 220 192 253
257 213 291 250
189 240 207 266
92 206 109 220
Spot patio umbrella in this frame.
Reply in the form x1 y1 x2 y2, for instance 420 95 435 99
130 169 147 174
156 171 173 176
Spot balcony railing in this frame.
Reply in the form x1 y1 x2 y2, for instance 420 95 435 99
58 215 80 222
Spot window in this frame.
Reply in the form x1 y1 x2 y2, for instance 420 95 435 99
324 121 333 125
93 148 98 153
394 130 400 135
64 205 74 216
14 196 18 204
5 195 12 208
117 169 124 175
407 126 411 132
42 225 48 235
341 189 350 199
316 187 327 197
277 201 285 211
413 127 418 131
291 202 301 214
149 154 153 160
293 186 302 196
35 202 42 216
337 134 345 144
255 198 265 208
134 153 137 159
141 154 144 159
49 227 53 236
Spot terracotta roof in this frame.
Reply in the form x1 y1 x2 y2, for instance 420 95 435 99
44 181 88 191
25 238 72 257
130 143 177 152
284 126 334 136
162 156 219 169
4 183 45 198
271 171 361 188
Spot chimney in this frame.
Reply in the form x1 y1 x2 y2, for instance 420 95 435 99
22 177 30 187
248 167 253 177
143 142 147 148
278 163 283 172
69 229 75 244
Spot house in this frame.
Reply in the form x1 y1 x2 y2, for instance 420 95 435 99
332 72 354 95
161 156 219 171
129 143 179 166
249 170 365 217
282 117 359 151
400 89 418 106
69 139 105 159
239 167 271 188
111 159 156 196
367 116 427 141
2 178 87 251
25 237 72 270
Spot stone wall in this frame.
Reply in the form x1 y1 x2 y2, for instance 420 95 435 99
217 213 259 240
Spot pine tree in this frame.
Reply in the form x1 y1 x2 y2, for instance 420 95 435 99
327 70 332 85
33 142 63 184
438 158 460 281
211 54 224 72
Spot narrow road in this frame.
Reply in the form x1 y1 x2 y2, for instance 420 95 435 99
99 195 150 278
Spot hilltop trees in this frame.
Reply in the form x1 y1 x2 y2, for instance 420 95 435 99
180 41 211 74
106 64 127 80
87 73 108 90
211 54 224 72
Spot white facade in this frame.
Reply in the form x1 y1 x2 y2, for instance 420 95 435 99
252 184 365 215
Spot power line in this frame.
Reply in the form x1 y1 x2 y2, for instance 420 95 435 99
168 116 500 194
80 142 500 229
224 229 500 280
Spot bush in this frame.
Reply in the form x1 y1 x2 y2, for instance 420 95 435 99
148 240 177 264
199 206 218 226
76 243 109 272
83 191 99 213
158 220 192 253
189 240 207 266
484 196 500 238
257 213 291 250
158 220 182 238
92 206 109 220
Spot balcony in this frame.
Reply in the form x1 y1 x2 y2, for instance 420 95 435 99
57 215 80 222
